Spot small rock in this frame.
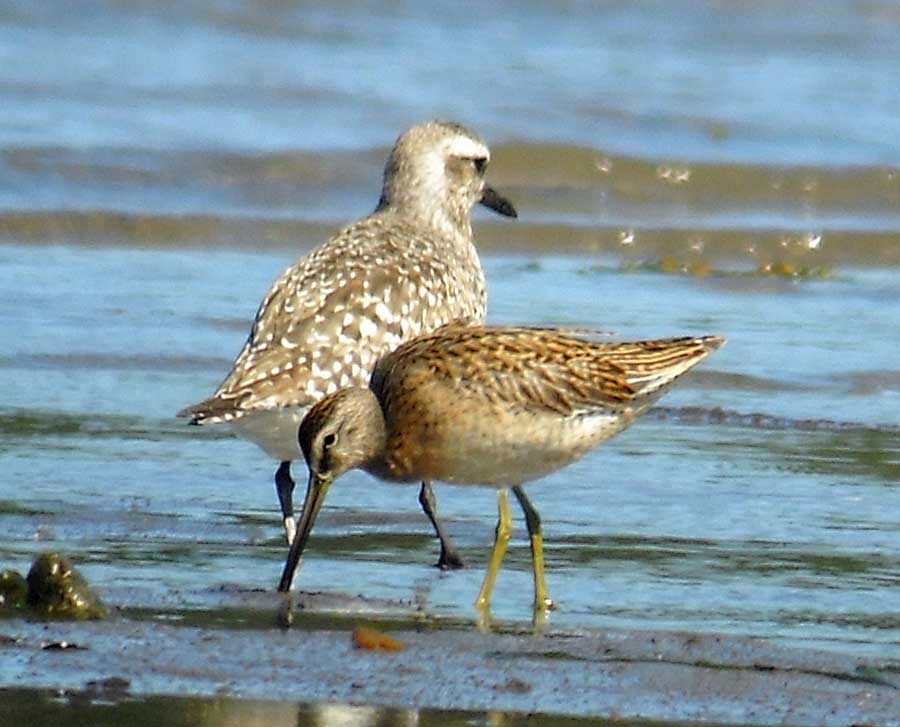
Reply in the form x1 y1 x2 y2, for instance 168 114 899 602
0 569 28 610
26 553 107 620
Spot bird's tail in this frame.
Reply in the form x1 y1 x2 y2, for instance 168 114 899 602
606 335 724 399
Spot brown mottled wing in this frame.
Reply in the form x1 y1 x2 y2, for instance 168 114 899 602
178 215 485 422
372 325 722 420
373 325 633 420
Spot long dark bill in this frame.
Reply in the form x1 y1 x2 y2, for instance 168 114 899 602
277 472 331 592
479 186 518 218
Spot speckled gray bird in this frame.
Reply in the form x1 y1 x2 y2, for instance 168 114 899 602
178 121 517 567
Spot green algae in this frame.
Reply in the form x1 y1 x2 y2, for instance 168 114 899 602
612 256 833 279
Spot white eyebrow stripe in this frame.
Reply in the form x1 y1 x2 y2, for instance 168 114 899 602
446 136 489 160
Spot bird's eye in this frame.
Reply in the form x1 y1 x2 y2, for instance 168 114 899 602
322 432 337 449
472 157 487 174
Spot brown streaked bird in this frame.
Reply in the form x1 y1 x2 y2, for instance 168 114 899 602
177 121 517 568
278 323 724 618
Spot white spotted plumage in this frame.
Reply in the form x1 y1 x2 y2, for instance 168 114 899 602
179 121 516 560
179 121 510 465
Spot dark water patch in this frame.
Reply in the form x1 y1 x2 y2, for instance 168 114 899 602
0 210 336 249
291 531 451 566
99 579 431 622
771 609 900 632
0 143 380 223
487 224 900 267
188 314 253 334
604 256 834 280
1 145 379 186
702 544 899 588
650 405 900 435
673 370 811 393
19 142 897 222
546 535 899 589
493 143 900 209
3 208 900 270
267 528 900 593
544 534 716 572
0 410 84 438
28 540 281 572
588 605 900 645
226 512 280 527
670 413 899 481
774 430 900 482
0 685 780 727
0 352 230 373
9 142 900 212
0 500 51 517
662 410 900 481
824 513 900 533
0 687 580 727
0 409 231 442
109 541 215 565
119 600 444 634
325 507 474 529
829 369 900 395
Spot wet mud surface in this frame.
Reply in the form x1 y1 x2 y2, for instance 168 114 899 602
1 588 898 727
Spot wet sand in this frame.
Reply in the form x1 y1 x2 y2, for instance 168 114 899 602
2 589 898 727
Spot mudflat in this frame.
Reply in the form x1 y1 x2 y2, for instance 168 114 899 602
2 588 898 727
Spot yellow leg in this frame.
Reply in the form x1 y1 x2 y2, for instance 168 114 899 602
475 489 512 613
512 486 554 612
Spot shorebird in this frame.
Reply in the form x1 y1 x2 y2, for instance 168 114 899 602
278 323 724 618
178 121 517 568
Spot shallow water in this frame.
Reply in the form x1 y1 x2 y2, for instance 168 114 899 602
2 242 897 660
1 0 899 700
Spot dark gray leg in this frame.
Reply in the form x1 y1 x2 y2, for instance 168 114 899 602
275 461 296 545
418 481 465 569
512 485 553 610
511 485 540 537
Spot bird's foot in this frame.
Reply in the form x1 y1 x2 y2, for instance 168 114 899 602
475 604 493 634
276 592 294 628
436 547 465 570
531 606 548 633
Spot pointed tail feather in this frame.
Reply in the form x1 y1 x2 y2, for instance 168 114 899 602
615 335 724 398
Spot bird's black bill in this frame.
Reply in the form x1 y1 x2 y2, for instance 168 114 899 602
479 186 518 218
277 472 331 593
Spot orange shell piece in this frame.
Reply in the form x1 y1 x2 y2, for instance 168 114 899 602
351 626 404 651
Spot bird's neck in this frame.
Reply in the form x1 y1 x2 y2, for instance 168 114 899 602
353 390 391 476
377 186 472 244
